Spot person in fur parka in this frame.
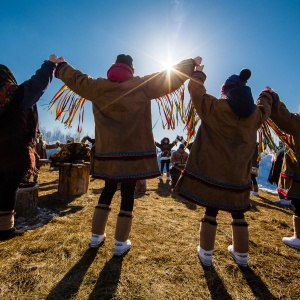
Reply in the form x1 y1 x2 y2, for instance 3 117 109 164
0 55 59 240
54 54 201 256
266 89 300 250
175 59 273 267
155 137 178 181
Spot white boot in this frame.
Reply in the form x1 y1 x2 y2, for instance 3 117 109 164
275 199 292 205
283 215 300 249
90 233 106 248
282 236 300 249
228 245 248 267
197 246 213 266
230 219 249 267
90 204 110 248
114 211 133 256
114 239 131 256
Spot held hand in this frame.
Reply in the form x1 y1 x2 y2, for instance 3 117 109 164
193 56 202 66
195 65 204 72
264 86 274 93
49 54 65 64
58 56 65 63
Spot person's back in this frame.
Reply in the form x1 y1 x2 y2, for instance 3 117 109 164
55 54 197 182
54 53 201 255
175 61 273 268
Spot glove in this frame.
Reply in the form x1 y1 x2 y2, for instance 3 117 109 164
55 62 68 78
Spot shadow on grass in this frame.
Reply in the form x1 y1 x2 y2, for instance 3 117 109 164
37 178 58 192
38 191 83 213
91 187 104 194
251 196 294 216
88 256 123 300
15 192 84 230
153 180 172 197
203 265 233 300
38 179 59 187
134 191 149 199
45 248 98 300
171 194 197 210
239 266 277 300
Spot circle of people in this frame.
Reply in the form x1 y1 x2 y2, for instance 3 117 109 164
1 54 299 269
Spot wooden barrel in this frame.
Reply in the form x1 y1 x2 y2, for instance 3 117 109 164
16 185 39 218
58 163 90 196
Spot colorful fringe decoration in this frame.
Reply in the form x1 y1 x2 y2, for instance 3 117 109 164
155 85 199 146
48 84 200 144
48 85 86 133
259 118 297 163
155 85 186 130
184 99 200 145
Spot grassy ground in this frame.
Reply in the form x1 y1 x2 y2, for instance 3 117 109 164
0 165 299 300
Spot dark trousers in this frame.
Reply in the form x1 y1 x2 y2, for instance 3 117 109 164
0 172 24 211
170 167 181 188
98 181 136 212
251 174 258 186
160 159 170 174
293 201 300 217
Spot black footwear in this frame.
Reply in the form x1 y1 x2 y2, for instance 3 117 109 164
0 228 25 241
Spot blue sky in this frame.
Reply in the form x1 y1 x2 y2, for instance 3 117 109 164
1 0 299 143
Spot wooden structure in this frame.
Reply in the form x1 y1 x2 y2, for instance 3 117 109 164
16 184 39 218
135 179 147 193
58 163 90 196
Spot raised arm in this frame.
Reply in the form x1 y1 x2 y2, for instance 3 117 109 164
143 57 201 100
155 142 161 148
264 87 300 135
20 55 58 109
188 65 218 121
55 60 111 100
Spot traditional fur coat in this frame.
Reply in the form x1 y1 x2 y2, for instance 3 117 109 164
56 59 195 182
175 72 273 212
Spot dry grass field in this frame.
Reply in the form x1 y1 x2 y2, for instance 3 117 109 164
0 165 300 300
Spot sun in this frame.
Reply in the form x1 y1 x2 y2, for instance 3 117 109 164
162 57 175 72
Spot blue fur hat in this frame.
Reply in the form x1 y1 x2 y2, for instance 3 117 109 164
221 69 255 118
221 69 251 95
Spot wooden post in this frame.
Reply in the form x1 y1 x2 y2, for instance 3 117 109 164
58 163 90 196
16 185 39 218
135 180 147 193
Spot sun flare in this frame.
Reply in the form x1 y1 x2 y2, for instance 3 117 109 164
162 58 175 72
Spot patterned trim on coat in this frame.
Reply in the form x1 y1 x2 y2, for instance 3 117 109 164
280 171 293 179
94 150 157 160
178 188 251 213
184 168 251 192
91 170 160 182
277 187 300 201
276 187 288 197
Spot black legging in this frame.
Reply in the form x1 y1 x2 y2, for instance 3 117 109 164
0 171 24 211
205 206 245 219
292 201 300 217
251 174 258 186
98 181 136 212
160 159 170 174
